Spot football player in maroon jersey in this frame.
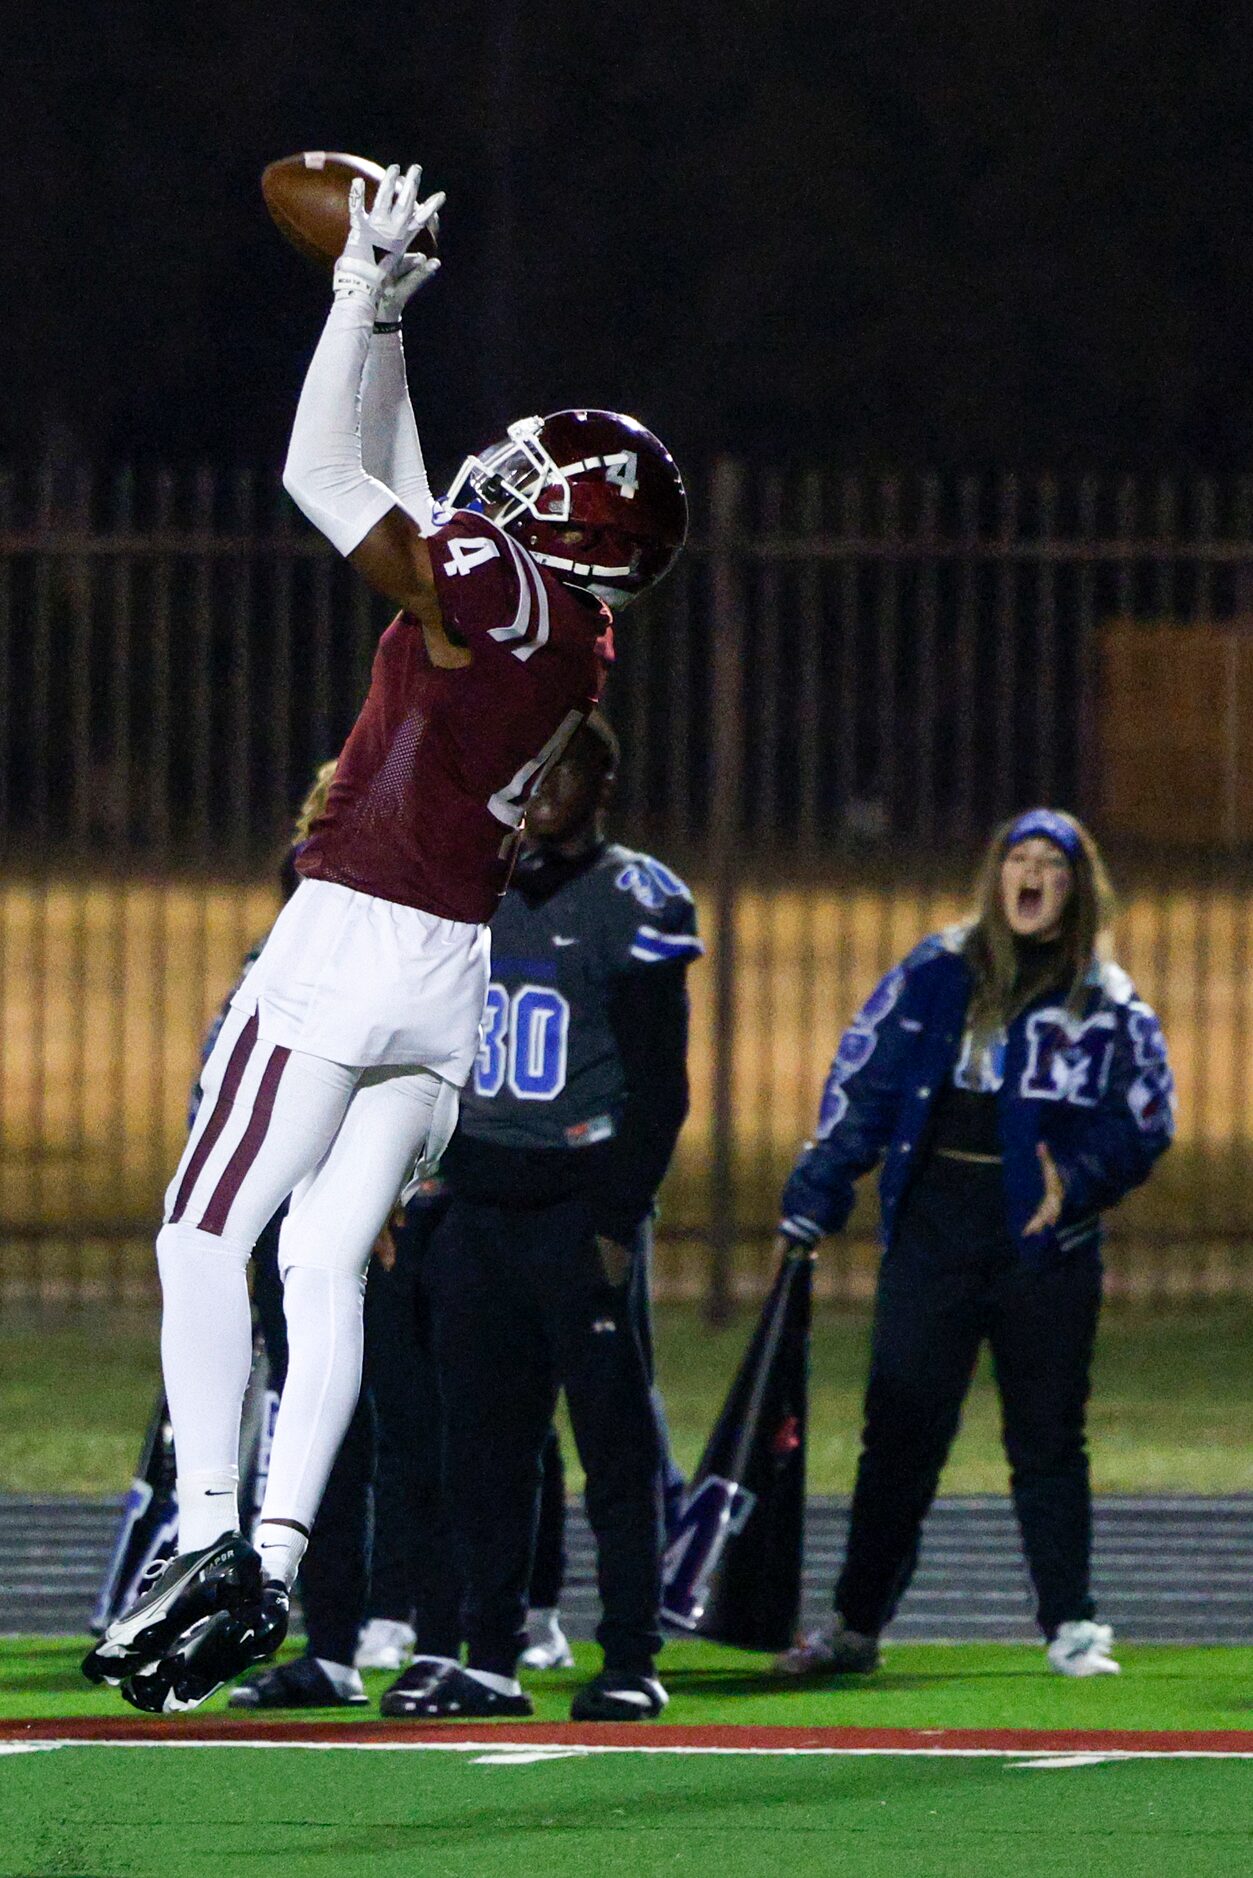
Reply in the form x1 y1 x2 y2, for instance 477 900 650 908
84 163 686 1713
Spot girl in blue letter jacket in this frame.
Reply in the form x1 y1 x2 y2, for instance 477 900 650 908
774 810 1173 1681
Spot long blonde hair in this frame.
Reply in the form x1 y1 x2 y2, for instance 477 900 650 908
292 759 338 846
964 809 1116 1045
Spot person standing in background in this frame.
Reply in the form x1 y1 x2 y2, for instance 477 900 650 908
381 712 700 1723
772 810 1174 1681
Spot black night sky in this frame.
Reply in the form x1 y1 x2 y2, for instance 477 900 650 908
4 2 1252 483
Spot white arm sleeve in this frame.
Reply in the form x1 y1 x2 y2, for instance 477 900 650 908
359 330 435 531
282 298 400 558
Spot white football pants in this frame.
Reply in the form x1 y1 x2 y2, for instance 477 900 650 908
156 1004 457 1557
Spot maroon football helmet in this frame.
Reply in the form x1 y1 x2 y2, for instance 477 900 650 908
444 409 687 609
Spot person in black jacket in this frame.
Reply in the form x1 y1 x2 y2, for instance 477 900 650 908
381 711 701 1723
772 810 1174 1681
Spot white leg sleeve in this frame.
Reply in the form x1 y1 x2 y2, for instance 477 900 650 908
282 297 403 557
156 1229 253 1551
360 330 435 530
255 1265 367 1582
157 1014 360 1552
258 1066 445 1559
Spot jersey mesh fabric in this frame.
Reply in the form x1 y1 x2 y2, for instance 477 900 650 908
298 513 608 923
458 842 701 1151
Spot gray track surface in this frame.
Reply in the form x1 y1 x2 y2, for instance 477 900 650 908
3 1496 1251 1644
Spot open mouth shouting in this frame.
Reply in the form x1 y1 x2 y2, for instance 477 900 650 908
1001 837 1073 939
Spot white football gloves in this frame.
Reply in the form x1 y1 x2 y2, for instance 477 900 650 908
333 163 443 314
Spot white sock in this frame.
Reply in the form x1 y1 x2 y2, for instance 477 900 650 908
464 1667 523 1697
315 1658 364 1700
156 1227 253 1551
256 1265 366 1575
175 1468 240 1553
254 1520 308 1589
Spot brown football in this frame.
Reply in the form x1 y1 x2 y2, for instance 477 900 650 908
260 151 439 269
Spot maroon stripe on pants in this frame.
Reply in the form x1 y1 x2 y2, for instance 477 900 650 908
169 1013 260 1224
197 1044 292 1237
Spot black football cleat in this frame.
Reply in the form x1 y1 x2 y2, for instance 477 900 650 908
82 1533 262 1688
122 1579 289 1715
229 1654 368 1710
380 1659 533 1720
570 1669 669 1722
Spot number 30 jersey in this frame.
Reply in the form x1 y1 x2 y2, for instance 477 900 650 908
460 842 703 1156
297 513 610 924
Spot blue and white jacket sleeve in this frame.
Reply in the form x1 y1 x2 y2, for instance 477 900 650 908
779 958 918 1245
1050 992 1175 1224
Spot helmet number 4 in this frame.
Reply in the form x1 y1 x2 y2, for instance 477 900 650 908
603 451 638 499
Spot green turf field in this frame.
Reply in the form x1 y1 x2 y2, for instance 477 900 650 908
5 1637 1253 1732
5 1301 1253 1496
3 1642 1251 1877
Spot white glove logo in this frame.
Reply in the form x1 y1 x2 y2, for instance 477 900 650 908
333 163 444 310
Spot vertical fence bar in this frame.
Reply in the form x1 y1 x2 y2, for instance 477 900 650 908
835 474 860 825
1035 476 1058 804
796 474 822 852
663 560 692 851
874 477 900 831
31 457 55 845
188 467 216 857
108 466 136 1292
147 469 175 1213
755 471 784 842
268 476 295 843
29 459 56 1287
914 474 940 843
67 465 95 1296
0 468 10 844
227 469 254 859
0 471 10 1258
309 552 333 767
149 469 174 859
992 474 1019 811
1115 478 1137 618
67 465 94 849
953 476 979 836
624 583 651 833
1074 476 1099 820
707 458 746 1323
1152 477 1177 619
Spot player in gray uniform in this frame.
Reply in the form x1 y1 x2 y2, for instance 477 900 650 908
381 711 701 1722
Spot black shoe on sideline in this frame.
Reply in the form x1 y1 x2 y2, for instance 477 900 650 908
380 1659 533 1720
570 1670 668 1722
83 1534 262 1688
228 1653 367 1710
122 1580 290 1715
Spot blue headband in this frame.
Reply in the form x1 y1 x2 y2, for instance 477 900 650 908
1005 808 1081 860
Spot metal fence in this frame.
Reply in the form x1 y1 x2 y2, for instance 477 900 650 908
2 459 1252 1306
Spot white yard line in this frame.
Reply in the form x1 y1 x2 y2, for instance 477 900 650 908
4 1738 1252 1762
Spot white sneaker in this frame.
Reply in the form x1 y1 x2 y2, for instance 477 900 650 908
520 1609 575 1670
354 1618 417 1672
1046 1619 1120 1677
773 1616 880 1677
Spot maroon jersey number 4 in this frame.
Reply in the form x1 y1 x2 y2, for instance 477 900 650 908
298 514 610 924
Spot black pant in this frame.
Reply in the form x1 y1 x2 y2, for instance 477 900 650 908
835 1156 1102 1642
253 1203 461 1666
428 1194 663 1678
527 1231 685 1611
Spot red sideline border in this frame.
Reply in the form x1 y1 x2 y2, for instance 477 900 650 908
4 1718 1252 1752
